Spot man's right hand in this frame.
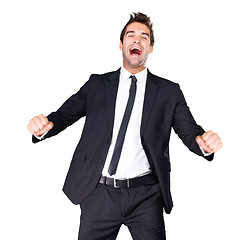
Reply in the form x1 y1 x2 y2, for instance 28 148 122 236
27 114 54 137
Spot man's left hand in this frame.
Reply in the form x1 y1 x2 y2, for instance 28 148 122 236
196 130 223 154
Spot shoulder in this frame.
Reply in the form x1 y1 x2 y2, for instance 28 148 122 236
147 70 184 99
148 70 181 93
148 70 178 87
89 69 120 82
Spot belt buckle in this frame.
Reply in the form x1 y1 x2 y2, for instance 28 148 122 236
114 178 120 188
114 178 130 188
126 178 130 187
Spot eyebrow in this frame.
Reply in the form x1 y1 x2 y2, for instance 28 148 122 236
126 31 150 38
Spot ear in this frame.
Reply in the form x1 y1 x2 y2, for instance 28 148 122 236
119 41 123 50
149 46 153 54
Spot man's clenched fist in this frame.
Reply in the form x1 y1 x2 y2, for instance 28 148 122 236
27 114 54 136
196 130 223 154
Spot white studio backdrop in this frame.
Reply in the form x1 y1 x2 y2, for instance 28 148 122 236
0 0 239 239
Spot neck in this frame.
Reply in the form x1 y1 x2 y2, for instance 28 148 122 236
122 63 146 75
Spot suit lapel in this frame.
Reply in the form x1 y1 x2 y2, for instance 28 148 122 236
140 70 159 136
105 68 120 137
105 68 159 137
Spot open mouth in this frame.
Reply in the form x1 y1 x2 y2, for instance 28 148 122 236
129 47 142 56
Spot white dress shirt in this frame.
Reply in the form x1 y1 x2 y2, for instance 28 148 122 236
101 67 151 179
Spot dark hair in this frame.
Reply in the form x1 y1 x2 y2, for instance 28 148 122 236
120 12 154 46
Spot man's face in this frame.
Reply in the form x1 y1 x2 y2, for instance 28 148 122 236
120 22 153 74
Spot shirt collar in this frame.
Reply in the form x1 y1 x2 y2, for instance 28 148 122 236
120 66 148 83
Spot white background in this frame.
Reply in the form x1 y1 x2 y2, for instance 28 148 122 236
0 0 239 239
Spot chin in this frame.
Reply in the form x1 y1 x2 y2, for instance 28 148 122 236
129 59 146 69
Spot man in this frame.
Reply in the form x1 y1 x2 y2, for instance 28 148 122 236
27 13 223 240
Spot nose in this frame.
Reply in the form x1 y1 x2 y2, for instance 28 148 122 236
134 36 141 44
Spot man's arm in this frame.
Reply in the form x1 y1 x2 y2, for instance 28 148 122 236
27 76 92 142
173 84 223 158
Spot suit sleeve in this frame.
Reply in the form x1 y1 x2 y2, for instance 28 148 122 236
32 76 91 143
172 84 214 161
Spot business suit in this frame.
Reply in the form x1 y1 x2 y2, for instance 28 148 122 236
33 68 214 214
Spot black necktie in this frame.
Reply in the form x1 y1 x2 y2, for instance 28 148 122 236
108 75 137 176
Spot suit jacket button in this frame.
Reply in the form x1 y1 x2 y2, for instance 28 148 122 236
107 139 111 145
100 160 105 164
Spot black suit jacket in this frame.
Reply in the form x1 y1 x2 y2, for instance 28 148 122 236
33 68 214 214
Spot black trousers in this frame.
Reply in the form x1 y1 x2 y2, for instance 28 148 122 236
78 183 166 240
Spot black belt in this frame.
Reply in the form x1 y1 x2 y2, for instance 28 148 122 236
99 174 158 188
